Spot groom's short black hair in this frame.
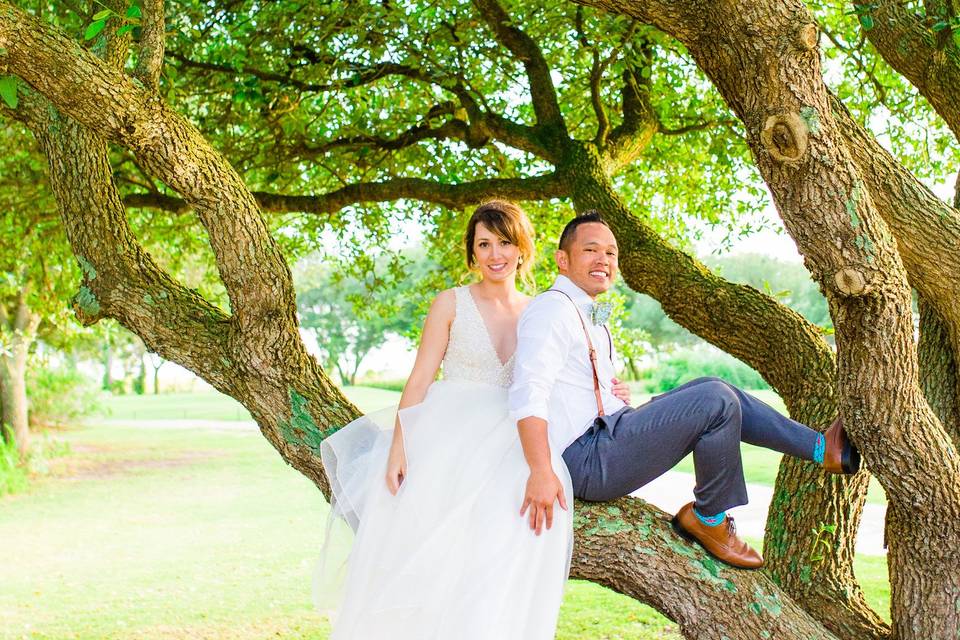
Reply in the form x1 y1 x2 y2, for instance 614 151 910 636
558 210 610 251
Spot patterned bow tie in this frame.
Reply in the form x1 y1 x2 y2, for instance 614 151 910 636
586 301 613 326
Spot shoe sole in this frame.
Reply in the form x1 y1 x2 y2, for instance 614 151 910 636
842 444 862 474
669 516 762 571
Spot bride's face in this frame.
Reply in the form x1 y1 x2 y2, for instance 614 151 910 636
473 223 521 283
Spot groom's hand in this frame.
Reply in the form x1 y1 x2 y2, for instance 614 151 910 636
612 377 631 405
520 468 568 536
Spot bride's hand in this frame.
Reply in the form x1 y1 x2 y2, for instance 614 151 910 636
612 377 631 405
385 444 407 495
520 468 568 536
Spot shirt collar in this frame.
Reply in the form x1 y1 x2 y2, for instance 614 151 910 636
550 275 595 307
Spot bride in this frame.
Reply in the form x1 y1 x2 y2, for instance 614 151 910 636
320 200 622 639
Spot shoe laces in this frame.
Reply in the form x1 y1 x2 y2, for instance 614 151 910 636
726 517 737 535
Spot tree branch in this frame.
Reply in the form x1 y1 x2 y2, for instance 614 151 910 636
471 0 567 136
20 94 236 395
286 117 479 159
604 66 658 172
166 50 437 93
134 0 165 89
167 48 553 161
0 3 297 334
659 118 736 135
854 0 960 138
575 7 611 144
832 93 960 354
123 173 565 214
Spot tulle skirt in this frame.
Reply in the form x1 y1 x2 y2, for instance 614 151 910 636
319 380 574 639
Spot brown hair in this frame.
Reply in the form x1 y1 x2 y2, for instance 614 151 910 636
464 200 536 289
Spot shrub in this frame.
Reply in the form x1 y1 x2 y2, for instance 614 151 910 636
638 347 770 393
28 366 103 428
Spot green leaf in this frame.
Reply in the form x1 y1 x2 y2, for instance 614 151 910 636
0 76 17 109
92 9 112 20
126 5 142 18
859 14 874 30
932 20 949 32
84 19 107 41
116 23 134 37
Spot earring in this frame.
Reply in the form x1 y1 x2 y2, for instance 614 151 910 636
518 255 524 265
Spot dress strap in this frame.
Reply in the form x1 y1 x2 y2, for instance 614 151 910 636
546 289 605 417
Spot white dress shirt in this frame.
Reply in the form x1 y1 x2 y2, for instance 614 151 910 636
509 275 626 452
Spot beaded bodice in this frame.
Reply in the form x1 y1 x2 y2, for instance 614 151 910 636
443 286 515 389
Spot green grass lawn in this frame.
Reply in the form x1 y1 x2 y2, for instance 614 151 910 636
0 388 887 639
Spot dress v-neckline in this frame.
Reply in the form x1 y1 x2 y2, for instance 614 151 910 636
464 286 516 369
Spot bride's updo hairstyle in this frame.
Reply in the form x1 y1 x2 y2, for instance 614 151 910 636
464 200 536 288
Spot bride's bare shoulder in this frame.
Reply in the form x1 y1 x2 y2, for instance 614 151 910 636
428 288 458 321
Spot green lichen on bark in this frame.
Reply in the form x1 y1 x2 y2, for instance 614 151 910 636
845 180 864 226
799 106 821 134
854 234 877 262
74 285 100 315
748 585 784 616
77 255 97 280
657 526 698 558
689 555 738 593
279 388 328 455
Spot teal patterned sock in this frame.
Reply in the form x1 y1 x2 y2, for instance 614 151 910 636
694 508 727 527
813 433 825 465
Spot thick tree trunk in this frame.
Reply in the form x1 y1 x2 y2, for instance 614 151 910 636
570 1 960 636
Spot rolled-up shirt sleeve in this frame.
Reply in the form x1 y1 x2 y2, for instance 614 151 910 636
509 297 573 425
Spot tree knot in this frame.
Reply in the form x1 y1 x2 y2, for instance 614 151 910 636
797 24 818 51
761 113 808 163
833 268 872 296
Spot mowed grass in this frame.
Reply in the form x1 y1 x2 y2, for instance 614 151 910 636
1 388 683 640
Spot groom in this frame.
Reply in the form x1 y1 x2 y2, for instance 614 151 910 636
509 211 860 569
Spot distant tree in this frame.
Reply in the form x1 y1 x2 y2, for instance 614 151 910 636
296 257 418 386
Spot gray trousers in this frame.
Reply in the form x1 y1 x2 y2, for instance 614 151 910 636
561 377 819 515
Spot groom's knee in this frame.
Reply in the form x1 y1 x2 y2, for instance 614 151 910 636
698 380 741 427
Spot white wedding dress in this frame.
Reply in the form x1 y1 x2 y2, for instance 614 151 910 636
319 286 574 639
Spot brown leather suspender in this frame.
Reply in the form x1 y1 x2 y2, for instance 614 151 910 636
548 289 606 418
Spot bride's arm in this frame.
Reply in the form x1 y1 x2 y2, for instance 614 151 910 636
385 289 455 494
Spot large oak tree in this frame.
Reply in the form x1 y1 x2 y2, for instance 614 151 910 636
2 0 960 637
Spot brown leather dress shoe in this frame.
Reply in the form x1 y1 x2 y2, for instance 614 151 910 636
823 417 861 474
671 502 764 570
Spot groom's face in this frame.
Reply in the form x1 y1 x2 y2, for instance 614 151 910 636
555 223 619 297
